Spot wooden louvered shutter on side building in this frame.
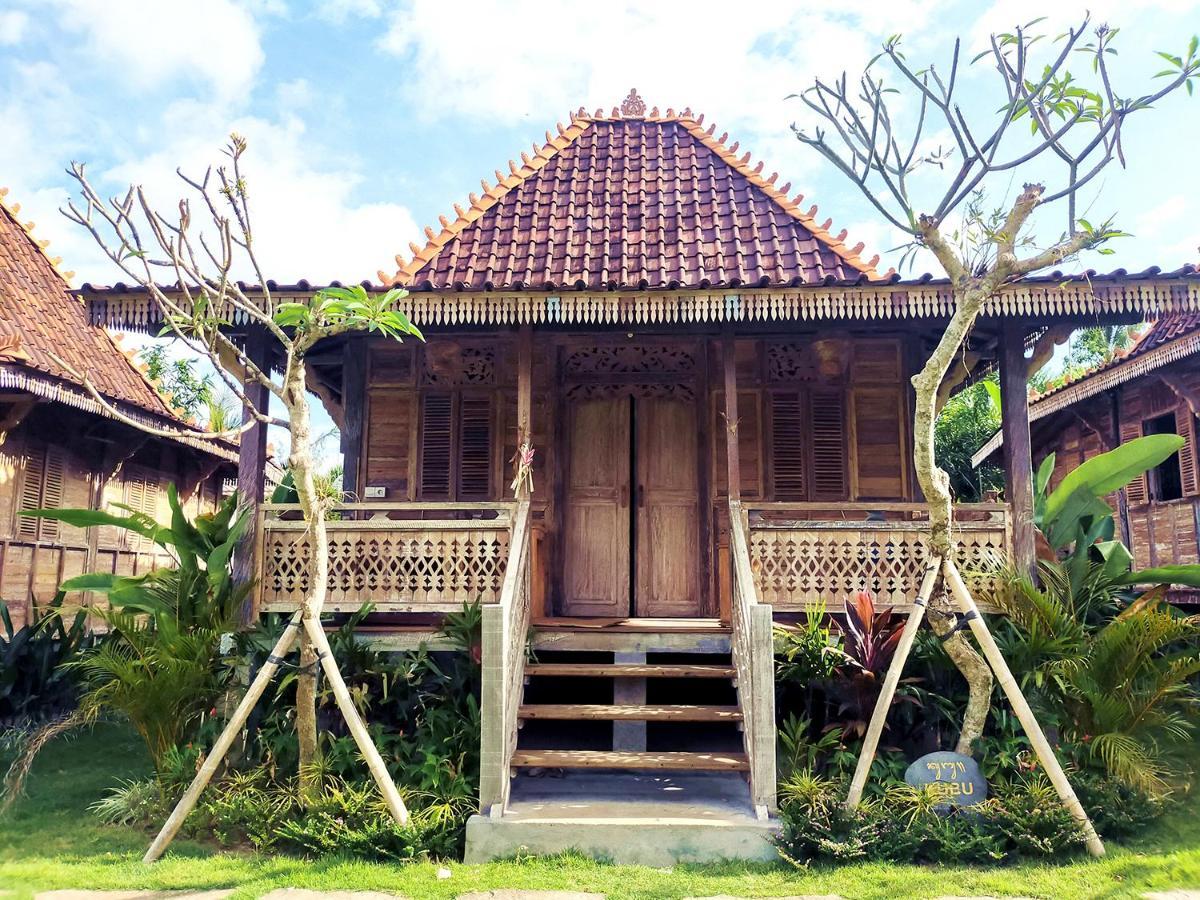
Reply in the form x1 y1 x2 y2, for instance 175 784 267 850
810 388 849 500
1121 418 1147 505
16 444 64 541
770 391 807 501
1179 408 1199 497
40 449 65 541
419 393 454 498
16 446 45 541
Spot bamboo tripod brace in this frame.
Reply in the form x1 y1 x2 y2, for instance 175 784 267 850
142 610 409 863
843 556 1105 858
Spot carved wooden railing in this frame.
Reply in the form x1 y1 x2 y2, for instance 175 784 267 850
746 502 1011 612
478 499 532 817
728 499 778 818
255 502 514 613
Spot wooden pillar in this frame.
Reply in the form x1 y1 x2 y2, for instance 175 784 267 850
515 326 533 499
1000 321 1036 576
341 336 368 502
722 332 741 501
233 327 272 621
517 326 532 449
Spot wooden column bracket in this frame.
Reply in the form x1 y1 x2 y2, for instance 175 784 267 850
1159 371 1200 418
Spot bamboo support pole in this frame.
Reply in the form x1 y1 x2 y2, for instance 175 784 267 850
302 617 409 825
845 558 941 809
143 612 304 863
942 558 1105 857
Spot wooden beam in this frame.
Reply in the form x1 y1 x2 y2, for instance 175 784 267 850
233 328 272 622
341 336 367 502
1070 405 1113 451
722 332 741 501
1000 321 1036 576
1159 371 1200 418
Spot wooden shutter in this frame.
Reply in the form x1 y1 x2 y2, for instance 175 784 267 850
852 387 906 499
770 391 807 501
16 444 64 541
1178 408 1199 498
40 449 65 541
365 388 413 499
458 395 493 498
1121 418 1147 505
419 393 454 498
811 388 849 500
16 447 44 541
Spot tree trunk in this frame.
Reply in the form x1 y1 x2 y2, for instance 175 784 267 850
927 605 993 754
910 282 995 752
296 630 320 803
282 354 329 799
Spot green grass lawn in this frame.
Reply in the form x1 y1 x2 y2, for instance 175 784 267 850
1 723 1199 899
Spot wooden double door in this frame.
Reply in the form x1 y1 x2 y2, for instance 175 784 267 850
562 393 703 617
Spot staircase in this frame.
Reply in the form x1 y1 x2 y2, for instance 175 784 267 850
513 656 749 772
465 625 780 866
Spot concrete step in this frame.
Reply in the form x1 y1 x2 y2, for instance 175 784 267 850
511 749 749 771
518 703 743 721
465 771 779 866
524 663 735 679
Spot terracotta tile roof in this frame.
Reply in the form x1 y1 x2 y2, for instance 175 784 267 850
387 95 883 292
0 186 177 418
971 312 1200 466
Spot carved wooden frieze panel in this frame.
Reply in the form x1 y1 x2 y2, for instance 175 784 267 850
562 343 697 378
422 344 496 386
565 382 696 402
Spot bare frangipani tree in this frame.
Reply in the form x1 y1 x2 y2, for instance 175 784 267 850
792 17 1199 748
59 136 424 862
791 18 1199 853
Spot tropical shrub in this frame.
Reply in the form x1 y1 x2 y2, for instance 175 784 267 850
7 487 248 778
935 379 1003 501
996 436 1200 797
229 603 481 808
0 594 93 727
777 768 1088 865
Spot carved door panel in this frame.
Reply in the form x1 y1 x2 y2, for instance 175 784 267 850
635 397 702 616
562 397 632 616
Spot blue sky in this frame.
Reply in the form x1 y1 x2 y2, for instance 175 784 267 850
2 0 1198 465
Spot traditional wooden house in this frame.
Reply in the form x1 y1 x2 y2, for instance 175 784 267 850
0 188 238 626
78 94 1200 862
974 313 1200 605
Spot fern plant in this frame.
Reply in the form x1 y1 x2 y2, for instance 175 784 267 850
998 566 1200 796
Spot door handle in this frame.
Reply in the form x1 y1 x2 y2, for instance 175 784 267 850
620 485 629 507
638 484 646 508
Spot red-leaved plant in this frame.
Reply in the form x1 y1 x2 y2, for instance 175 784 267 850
833 590 908 737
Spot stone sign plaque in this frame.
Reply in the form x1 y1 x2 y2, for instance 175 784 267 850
904 751 988 808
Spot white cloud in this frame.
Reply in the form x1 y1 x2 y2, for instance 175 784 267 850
95 101 419 285
316 0 383 20
46 0 265 100
0 10 29 44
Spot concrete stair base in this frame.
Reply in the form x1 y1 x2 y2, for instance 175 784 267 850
463 771 780 866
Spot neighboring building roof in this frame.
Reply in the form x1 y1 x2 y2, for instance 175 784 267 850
0 187 236 462
388 92 882 292
971 313 1200 466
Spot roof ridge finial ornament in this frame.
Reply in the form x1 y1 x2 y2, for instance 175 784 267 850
620 88 646 118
